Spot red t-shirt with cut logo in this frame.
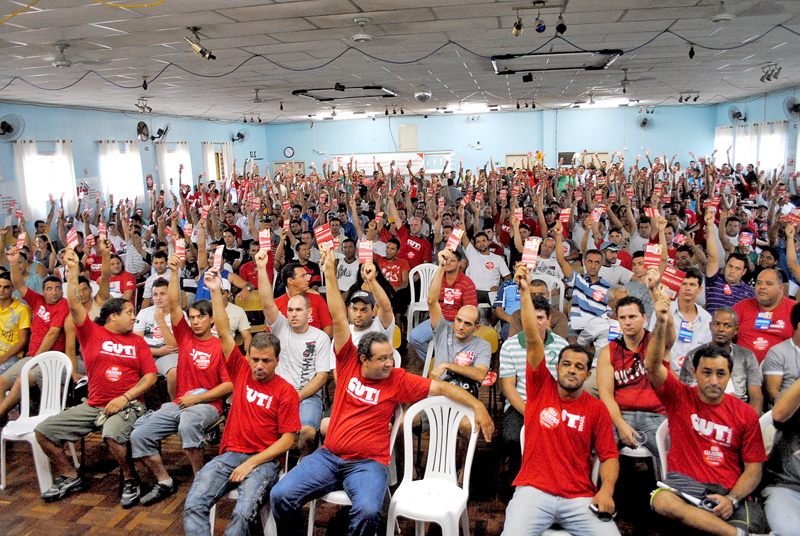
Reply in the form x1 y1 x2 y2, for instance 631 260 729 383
220 346 301 455
171 317 231 414
439 271 478 321
110 271 137 300
273 292 332 332
393 226 432 269
324 337 432 466
75 316 157 407
86 253 103 281
654 372 767 489
514 358 618 498
733 297 797 364
495 218 512 247
375 255 410 290
23 288 69 355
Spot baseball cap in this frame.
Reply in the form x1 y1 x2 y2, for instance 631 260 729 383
601 241 620 252
349 290 375 306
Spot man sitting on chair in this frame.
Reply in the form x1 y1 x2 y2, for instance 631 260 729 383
183 268 300 536
501 264 621 536
35 248 157 507
647 290 768 536
271 250 494 536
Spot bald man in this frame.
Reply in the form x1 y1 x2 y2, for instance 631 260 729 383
427 249 491 396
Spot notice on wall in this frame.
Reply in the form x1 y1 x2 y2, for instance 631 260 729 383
0 182 17 212
77 176 102 200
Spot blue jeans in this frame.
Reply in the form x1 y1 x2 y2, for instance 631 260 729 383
271 447 389 536
762 486 800 536
130 402 220 458
614 410 666 459
501 486 621 536
409 319 452 362
184 451 281 536
299 396 323 430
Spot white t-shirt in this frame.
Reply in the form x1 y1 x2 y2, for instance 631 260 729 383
465 243 510 291
210 302 251 339
134 306 179 348
328 316 396 369
267 313 331 396
143 270 171 299
336 256 360 293
532 256 564 280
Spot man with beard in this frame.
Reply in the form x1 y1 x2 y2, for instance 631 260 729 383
35 248 157 506
500 264 620 536
462 230 511 305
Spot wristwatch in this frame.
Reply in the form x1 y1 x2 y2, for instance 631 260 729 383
726 495 740 510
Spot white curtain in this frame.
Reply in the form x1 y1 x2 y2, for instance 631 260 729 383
221 142 233 179
757 121 788 171
14 139 77 220
154 141 169 194
713 126 734 168
202 141 216 182
734 124 759 168
98 140 145 202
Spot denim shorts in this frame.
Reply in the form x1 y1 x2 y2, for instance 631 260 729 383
299 396 323 430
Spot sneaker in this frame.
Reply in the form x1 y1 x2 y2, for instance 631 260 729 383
42 475 84 502
140 481 177 506
120 479 141 509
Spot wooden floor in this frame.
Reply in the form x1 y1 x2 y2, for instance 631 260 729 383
0 345 693 536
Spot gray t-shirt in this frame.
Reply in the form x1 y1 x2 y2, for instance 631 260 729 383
624 279 655 320
268 313 331 398
762 338 800 397
680 343 762 403
431 319 491 383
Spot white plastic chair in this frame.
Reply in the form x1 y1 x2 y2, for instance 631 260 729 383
406 263 438 332
422 344 435 379
307 405 404 536
386 396 478 536
529 273 566 312
520 425 601 536
655 419 669 478
759 410 775 456
0 351 79 494
618 441 661 482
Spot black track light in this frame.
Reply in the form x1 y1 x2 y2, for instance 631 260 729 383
694 95 699 102
392 107 397 115
280 102 284 111
258 116 262 123
531 101 536 109
524 102 529 108
385 107 389 116
516 101 520 109
512 15 524 37
243 117 248 123
142 77 148 91
400 108 404 115
678 96 683 103
534 16 545 33
689 44 695 59
555 14 566 35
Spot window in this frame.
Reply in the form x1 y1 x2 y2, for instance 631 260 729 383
757 121 788 171
98 140 145 203
155 141 193 196
713 126 733 167
12 139 77 221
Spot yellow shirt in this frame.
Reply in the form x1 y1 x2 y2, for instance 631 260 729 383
0 298 32 358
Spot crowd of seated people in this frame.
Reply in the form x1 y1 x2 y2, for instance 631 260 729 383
0 149 799 536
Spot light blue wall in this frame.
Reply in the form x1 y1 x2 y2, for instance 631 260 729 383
0 102 267 196
263 105 718 169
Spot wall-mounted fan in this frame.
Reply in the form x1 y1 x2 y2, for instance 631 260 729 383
0 115 25 142
136 121 150 142
728 106 746 125
150 123 171 142
784 96 800 121
636 115 654 130
233 129 249 144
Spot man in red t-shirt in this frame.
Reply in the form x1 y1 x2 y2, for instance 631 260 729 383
732 268 796 364
184 268 300 536
35 248 157 507
271 251 493 536
502 264 620 535
109 254 137 302
273 262 333 337
0 249 71 423
647 291 768 536
385 199 432 269
129 257 234 507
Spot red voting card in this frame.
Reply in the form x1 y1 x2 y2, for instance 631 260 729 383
201 206 209 219
644 244 661 270
16 232 26 250
514 208 523 221
446 228 464 251
559 208 571 223
315 223 334 250
660 266 686 301
184 222 193 237
175 239 186 261
9 201 15 209
511 185 519 198
499 190 507 202
626 186 634 199
67 228 79 249
359 240 373 262
375 212 384 226
594 190 603 203
98 222 106 238
591 207 605 222
739 233 753 247
663 194 672 204
259 229 271 251
673 233 687 245
85 234 95 247
252 198 261 211
14 209 22 219
522 237 541 269
609 191 617 203
653 185 663 197
282 201 291 212
283 219 290 233
213 245 224 270
438 197 445 210
644 207 660 218
290 191 297 201
476 192 484 204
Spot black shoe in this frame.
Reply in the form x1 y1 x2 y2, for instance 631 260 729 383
120 479 141 509
140 480 177 506
42 475 85 502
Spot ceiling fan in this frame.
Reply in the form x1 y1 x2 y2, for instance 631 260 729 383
46 43 107 68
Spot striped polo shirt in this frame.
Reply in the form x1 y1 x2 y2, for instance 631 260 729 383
499 330 569 410
567 271 612 332
705 272 754 316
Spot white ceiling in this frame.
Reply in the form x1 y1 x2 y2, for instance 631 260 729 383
0 0 798 122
